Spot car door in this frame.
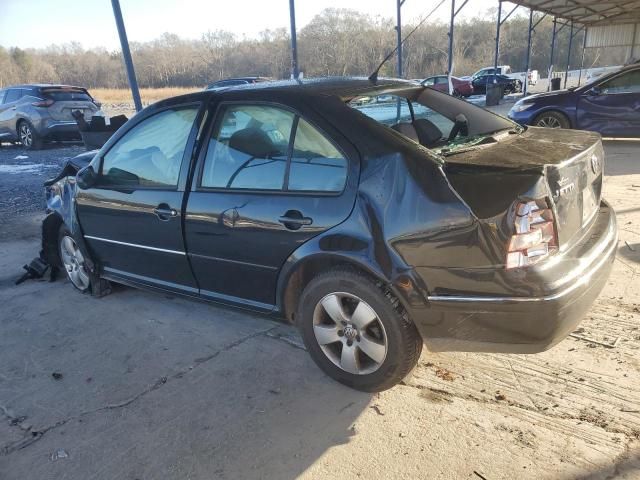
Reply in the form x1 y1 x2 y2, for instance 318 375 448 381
185 102 359 309
0 88 22 137
577 68 640 137
76 103 203 293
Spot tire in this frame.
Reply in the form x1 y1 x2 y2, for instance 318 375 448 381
18 120 43 150
297 268 423 392
533 111 570 129
57 225 92 293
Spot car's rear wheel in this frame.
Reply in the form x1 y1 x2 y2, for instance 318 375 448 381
533 111 570 129
297 268 422 392
58 226 91 292
18 121 43 150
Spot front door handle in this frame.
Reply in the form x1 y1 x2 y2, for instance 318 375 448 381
278 210 313 230
153 204 177 221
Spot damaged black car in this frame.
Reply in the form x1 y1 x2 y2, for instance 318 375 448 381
41 78 617 392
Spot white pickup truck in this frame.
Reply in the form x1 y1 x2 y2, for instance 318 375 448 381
465 65 539 86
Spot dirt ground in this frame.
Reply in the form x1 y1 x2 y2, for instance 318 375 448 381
0 140 639 479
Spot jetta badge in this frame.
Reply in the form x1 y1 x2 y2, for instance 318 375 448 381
591 153 601 174
555 177 575 198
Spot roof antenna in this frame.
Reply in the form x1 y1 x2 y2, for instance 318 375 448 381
369 0 446 83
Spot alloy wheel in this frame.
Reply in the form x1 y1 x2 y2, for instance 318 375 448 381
536 116 562 128
19 123 32 147
60 235 90 290
312 292 388 375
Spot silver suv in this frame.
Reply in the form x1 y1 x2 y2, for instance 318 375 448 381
0 84 99 149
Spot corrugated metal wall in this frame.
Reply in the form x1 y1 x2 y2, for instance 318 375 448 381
586 24 640 59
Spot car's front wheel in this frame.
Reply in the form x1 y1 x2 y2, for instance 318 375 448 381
18 121 43 150
58 226 91 292
297 268 422 392
533 111 570 129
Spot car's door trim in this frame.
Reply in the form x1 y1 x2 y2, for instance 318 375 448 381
84 235 185 255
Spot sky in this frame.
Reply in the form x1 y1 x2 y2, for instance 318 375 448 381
0 0 497 50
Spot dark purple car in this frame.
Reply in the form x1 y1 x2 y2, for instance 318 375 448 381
508 62 640 137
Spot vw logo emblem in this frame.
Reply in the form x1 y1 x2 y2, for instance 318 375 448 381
591 154 601 174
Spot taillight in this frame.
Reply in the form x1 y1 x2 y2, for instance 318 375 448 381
506 200 558 269
32 99 54 107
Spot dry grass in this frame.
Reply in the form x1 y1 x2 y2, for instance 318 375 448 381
91 87 200 105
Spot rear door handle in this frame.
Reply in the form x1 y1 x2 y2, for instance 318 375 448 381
278 210 313 230
153 205 177 221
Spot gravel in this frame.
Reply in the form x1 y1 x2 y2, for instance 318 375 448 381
0 142 86 221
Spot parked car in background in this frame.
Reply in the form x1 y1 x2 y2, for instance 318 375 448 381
0 84 99 149
422 75 474 97
43 77 616 392
472 74 522 94
508 62 640 137
465 65 538 86
206 76 272 91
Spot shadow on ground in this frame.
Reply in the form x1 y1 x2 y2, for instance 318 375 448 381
0 244 371 479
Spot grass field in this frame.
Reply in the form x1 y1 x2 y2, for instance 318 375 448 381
91 87 200 105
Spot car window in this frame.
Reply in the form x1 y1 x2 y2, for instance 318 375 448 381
288 119 347 192
201 104 294 190
43 90 93 101
423 78 435 86
435 77 448 85
600 70 640 94
5 89 22 103
0 90 6 104
101 106 198 188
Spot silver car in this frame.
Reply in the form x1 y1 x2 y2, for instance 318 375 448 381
0 84 99 150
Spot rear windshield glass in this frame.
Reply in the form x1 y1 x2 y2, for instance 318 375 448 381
43 90 93 102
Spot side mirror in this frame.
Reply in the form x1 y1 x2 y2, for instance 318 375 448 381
76 165 98 189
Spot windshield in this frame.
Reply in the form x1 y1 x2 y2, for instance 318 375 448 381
348 86 516 155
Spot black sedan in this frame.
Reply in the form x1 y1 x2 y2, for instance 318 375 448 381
42 77 616 391
472 74 522 94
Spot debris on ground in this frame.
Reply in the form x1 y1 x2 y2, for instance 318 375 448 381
51 372 63 380
370 404 385 416
495 391 507 401
50 449 69 461
14 255 49 285
435 367 456 381
569 333 620 348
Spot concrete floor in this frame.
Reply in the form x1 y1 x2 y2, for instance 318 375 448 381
0 140 639 479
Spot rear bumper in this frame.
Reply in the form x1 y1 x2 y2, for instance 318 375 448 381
38 121 81 140
411 201 617 353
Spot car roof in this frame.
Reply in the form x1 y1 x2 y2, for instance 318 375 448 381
6 84 88 90
210 76 419 99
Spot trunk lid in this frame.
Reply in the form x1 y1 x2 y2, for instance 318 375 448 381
442 127 604 249
41 88 98 121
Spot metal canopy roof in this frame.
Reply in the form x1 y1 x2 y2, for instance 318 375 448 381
507 0 640 26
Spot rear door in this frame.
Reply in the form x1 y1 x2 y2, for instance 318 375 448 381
0 88 23 136
185 101 359 309
577 68 640 137
76 103 203 293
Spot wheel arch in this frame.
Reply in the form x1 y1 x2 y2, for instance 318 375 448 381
532 108 574 128
277 252 393 323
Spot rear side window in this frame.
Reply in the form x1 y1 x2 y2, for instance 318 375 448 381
288 119 347 192
201 104 347 193
43 90 93 102
101 106 198 188
5 89 22 103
